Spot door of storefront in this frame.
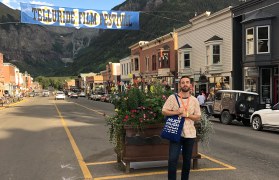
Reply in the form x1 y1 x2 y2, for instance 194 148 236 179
274 77 278 104
199 84 207 93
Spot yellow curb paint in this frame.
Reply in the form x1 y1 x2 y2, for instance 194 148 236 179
0 99 27 110
86 161 117 166
54 102 93 179
9 99 27 106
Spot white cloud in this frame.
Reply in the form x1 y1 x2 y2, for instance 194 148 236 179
1 0 54 10
30 1 53 6
1 0 20 9
2 0 11 7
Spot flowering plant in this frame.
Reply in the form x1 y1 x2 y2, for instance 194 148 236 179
106 82 172 157
108 82 172 128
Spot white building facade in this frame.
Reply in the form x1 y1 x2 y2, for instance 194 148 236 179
176 7 233 95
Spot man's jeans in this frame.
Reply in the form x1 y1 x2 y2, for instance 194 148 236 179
168 137 195 180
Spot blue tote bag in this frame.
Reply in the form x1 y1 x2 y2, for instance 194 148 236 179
161 94 185 142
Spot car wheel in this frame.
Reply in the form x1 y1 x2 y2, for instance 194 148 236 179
242 119 250 126
251 116 263 131
221 111 233 125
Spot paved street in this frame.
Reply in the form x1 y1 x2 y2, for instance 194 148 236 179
0 96 279 180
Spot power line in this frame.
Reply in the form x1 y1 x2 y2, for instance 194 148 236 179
140 11 189 23
0 22 20 25
140 10 195 13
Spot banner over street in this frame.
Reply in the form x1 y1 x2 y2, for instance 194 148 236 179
20 3 140 30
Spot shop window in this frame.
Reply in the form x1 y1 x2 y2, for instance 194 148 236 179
257 26 270 54
260 68 271 103
162 52 169 68
152 55 156 70
244 78 257 92
134 58 139 71
246 27 254 55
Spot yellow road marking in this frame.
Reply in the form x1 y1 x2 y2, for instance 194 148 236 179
90 154 236 179
200 153 236 170
54 102 93 179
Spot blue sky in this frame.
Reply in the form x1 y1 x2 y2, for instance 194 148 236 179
1 0 126 10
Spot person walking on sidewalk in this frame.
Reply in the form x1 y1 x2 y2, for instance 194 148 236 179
162 76 201 180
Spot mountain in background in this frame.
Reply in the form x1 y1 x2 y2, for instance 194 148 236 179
0 0 244 77
65 0 243 76
0 2 98 77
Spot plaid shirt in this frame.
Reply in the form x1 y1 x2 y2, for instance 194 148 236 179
162 94 201 138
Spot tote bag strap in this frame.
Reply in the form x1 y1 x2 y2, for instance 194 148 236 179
174 93 180 108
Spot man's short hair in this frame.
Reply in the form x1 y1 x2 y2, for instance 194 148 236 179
180 76 191 83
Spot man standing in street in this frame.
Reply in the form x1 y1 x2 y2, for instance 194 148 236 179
162 76 201 180
197 91 206 106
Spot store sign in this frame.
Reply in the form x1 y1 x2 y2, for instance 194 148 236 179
245 67 259 77
158 68 170 77
20 3 140 30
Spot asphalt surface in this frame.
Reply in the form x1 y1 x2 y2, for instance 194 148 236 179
0 96 278 180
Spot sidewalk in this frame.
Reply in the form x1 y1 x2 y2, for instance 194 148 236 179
0 97 26 109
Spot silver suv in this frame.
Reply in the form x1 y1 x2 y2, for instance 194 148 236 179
202 90 259 126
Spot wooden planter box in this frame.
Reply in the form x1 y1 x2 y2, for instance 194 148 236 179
119 124 201 173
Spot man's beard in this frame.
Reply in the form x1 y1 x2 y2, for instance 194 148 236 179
181 86 190 92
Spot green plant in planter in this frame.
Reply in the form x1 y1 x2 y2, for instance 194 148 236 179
196 110 214 146
106 82 172 158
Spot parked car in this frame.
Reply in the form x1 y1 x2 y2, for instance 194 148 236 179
79 92 86 97
88 93 94 100
70 92 78 98
55 91 65 100
202 90 259 126
250 102 279 131
67 92 74 97
42 90 49 97
100 94 110 102
92 92 104 101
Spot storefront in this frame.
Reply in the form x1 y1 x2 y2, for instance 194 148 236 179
245 67 279 105
208 75 230 93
